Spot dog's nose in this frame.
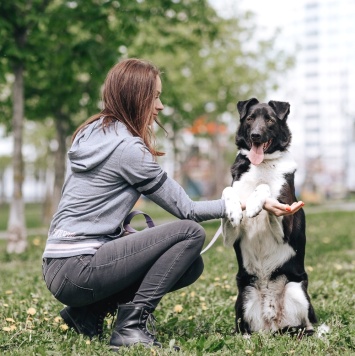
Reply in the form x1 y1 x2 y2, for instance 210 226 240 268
251 133 261 141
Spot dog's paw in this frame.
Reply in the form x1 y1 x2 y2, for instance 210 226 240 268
222 186 243 227
246 184 271 218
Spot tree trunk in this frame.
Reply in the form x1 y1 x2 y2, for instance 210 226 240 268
7 63 27 254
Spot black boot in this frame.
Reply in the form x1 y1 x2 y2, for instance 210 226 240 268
109 303 164 351
60 300 117 339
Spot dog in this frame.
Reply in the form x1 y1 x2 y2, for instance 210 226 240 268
222 98 317 336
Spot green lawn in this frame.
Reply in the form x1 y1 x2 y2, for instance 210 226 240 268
0 209 354 355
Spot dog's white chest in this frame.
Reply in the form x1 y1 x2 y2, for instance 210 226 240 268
237 152 297 201
239 214 295 278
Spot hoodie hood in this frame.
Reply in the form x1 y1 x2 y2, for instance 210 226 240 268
68 118 132 172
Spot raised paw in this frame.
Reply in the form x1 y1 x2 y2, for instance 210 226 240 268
222 186 243 227
246 184 271 218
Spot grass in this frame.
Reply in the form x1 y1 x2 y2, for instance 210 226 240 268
0 203 44 231
0 207 354 355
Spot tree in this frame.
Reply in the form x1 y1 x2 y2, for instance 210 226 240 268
0 0 51 253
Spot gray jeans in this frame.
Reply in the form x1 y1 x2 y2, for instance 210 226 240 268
42 220 205 310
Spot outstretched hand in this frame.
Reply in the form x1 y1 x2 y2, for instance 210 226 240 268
263 198 304 217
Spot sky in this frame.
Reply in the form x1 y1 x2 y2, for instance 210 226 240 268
209 0 291 28
209 0 297 47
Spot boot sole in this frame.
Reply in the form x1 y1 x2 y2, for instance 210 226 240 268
109 341 165 350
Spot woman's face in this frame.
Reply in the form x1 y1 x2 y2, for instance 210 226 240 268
151 76 164 124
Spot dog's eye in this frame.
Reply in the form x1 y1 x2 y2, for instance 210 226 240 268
267 118 274 123
246 116 253 121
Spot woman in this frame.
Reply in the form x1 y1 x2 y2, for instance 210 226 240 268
42 58 303 351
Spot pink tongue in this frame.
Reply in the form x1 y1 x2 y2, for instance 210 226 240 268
248 143 264 165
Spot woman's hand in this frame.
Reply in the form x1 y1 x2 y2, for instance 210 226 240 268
263 197 304 217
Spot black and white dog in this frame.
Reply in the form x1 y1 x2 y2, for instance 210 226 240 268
222 98 317 336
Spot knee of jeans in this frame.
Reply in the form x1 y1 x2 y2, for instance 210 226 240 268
184 256 204 286
194 256 204 278
180 220 206 245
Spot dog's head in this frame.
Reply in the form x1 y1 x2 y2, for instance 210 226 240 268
236 98 292 165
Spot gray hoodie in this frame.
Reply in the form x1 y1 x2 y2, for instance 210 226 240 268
43 118 226 258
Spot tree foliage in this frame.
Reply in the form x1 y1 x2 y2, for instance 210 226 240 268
129 9 294 132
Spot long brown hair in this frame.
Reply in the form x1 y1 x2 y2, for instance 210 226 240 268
72 58 165 156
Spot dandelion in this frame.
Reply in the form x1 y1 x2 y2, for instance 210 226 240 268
306 266 314 272
180 292 186 297
201 304 208 311
199 296 205 302
5 290 13 295
188 316 194 320
245 350 252 354
2 327 11 332
60 324 69 331
174 305 183 313
27 307 36 316
85 340 91 345
10 325 16 331
33 238 41 246
334 263 342 270
6 318 15 323
214 277 220 281
190 291 196 298
54 316 62 323
3 304 9 307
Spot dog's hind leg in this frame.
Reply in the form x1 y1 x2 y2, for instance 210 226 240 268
242 286 265 332
280 281 314 334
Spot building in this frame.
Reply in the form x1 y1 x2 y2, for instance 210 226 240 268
234 0 355 200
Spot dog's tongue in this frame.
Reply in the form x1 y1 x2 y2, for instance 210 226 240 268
249 143 264 165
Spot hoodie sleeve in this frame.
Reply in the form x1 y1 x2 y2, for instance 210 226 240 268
118 138 226 222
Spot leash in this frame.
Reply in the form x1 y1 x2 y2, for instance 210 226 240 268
123 210 155 233
200 224 222 255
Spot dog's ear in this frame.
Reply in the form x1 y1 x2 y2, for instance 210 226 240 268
237 98 259 120
268 101 290 120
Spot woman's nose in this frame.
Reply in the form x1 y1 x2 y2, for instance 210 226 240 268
156 99 164 111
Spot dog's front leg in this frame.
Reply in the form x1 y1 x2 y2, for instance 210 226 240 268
246 183 271 218
222 182 243 246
